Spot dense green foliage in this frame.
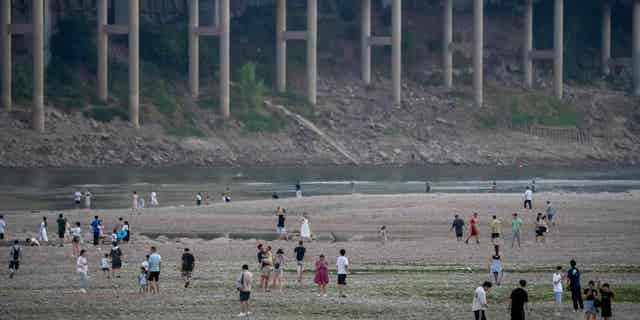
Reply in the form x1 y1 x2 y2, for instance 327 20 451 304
480 92 579 128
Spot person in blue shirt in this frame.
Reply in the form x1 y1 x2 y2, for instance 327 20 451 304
148 246 162 294
90 216 101 246
567 259 583 312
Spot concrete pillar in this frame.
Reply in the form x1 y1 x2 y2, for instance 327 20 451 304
392 0 401 105
43 0 50 66
129 0 140 128
276 0 286 93
602 1 611 76
443 0 452 88
634 0 640 96
473 0 483 107
97 0 108 103
189 0 199 98
307 0 317 105
553 0 563 99
361 0 371 84
220 0 230 119
1 0 11 112
214 0 220 26
33 0 44 132
524 0 533 88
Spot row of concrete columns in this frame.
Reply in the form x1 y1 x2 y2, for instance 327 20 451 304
276 0 318 105
360 0 402 105
603 0 640 96
188 0 230 119
443 0 484 107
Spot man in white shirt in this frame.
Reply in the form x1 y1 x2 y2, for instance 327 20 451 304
553 266 564 314
472 281 492 320
76 249 89 293
336 249 350 298
150 192 158 206
73 191 82 207
523 186 533 210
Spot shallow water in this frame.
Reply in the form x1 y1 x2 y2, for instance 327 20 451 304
1 165 640 210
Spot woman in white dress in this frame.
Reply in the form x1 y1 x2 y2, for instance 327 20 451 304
84 191 92 209
150 191 158 206
300 214 311 241
39 217 48 242
132 191 139 211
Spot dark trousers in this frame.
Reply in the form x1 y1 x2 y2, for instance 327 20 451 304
571 287 584 310
474 310 487 320
93 233 99 245
524 200 532 209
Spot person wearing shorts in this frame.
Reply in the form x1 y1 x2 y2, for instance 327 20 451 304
553 266 564 314
56 214 66 247
336 249 349 298
489 215 501 244
523 186 533 210
546 201 556 227
181 248 195 288
451 214 465 241
8 240 21 279
276 208 287 240
237 264 253 317
294 241 306 282
148 247 162 294
0 215 6 240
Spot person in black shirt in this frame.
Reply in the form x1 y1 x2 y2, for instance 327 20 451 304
509 280 529 320
450 214 465 241
293 241 306 283
181 248 195 288
583 280 598 319
276 208 287 240
566 259 584 311
598 282 615 320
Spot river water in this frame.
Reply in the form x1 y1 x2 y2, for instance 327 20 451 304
1 165 640 211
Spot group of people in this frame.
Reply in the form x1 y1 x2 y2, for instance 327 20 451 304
131 191 159 211
275 207 312 241
236 240 349 317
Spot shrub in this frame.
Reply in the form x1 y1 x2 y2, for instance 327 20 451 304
83 107 129 122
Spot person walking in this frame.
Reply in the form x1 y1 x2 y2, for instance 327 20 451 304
553 266 564 315
535 213 548 243
451 214 465 242
73 191 82 208
300 214 312 241
109 243 123 278
567 259 584 312
294 241 306 283
70 222 82 257
0 215 6 240
276 208 287 240
132 191 139 212
490 245 503 286
84 191 92 209
122 221 130 244
8 240 21 279
272 248 286 293
511 213 523 248
314 254 329 297
236 264 253 317
56 214 66 247
472 281 492 320
150 191 158 206
465 212 480 245
546 201 556 227
90 216 101 246
260 246 273 293
39 217 48 243
148 246 162 294
196 192 203 206
336 249 350 298
489 215 502 244
181 248 195 288
523 186 533 210
76 249 89 293
509 280 529 320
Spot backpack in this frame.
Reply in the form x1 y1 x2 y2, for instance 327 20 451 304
235 273 245 291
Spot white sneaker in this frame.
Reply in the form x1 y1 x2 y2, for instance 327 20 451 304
79 289 87 294
246 312 252 315
237 313 246 317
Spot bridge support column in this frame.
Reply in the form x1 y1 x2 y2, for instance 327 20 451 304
361 0 371 84
97 0 108 102
1 0 11 112
634 0 640 96
392 0 402 105
220 0 230 118
473 0 483 107
33 0 44 132
523 0 533 88
443 0 452 89
553 0 564 99
602 1 611 76
307 0 317 105
129 0 139 128
276 0 286 93
189 0 199 97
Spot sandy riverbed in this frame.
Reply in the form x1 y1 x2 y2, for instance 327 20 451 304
1 192 640 319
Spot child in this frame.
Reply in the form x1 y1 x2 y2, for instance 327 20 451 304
111 228 118 246
379 225 388 243
599 282 615 320
272 248 286 293
138 267 148 293
314 254 329 297
101 254 110 279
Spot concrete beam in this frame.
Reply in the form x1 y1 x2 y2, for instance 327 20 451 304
189 0 199 98
276 0 286 93
554 0 564 99
307 0 317 105
7 24 33 34
443 0 453 89
392 0 401 105
530 49 555 60
361 0 371 84
602 0 611 76
129 0 140 128
282 31 307 41
104 24 129 35
33 0 44 132
369 36 392 46
195 26 221 36
634 0 640 96
448 42 465 53
473 0 483 107
523 0 533 88
1 0 11 112
220 0 230 119
97 0 108 102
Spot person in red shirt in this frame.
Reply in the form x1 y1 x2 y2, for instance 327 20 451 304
465 212 480 244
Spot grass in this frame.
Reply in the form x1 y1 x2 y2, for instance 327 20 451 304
274 91 316 120
480 92 580 129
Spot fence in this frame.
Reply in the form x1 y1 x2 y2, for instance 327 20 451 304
507 122 593 145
